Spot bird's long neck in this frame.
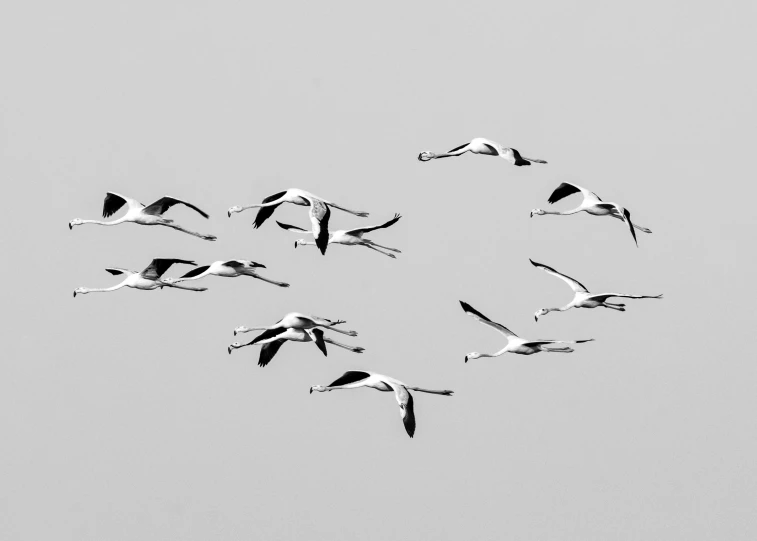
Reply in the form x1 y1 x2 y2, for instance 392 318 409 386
481 347 509 358
545 208 582 216
80 217 127 226
82 282 127 294
549 306 571 314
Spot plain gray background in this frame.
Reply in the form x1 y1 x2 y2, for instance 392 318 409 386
1 1 755 539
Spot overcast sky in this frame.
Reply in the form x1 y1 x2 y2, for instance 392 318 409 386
1 1 756 539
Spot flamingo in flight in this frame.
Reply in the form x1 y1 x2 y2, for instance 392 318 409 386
276 213 402 258
310 370 454 438
530 182 651 246
530 259 662 321
73 259 207 297
227 189 370 255
460 301 593 361
161 259 290 288
69 192 216 241
235 312 359 339
228 327 364 367
418 137 546 166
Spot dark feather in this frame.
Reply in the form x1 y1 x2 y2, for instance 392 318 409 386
311 329 328 356
482 143 500 155
459 301 494 324
447 142 470 153
624 208 638 246
529 259 589 292
180 265 210 279
348 213 402 235
250 327 287 345
258 339 286 367
253 191 288 229
402 392 416 438
327 370 371 387
142 196 210 218
547 183 582 204
141 259 196 280
276 221 309 233
102 192 127 218
104 268 126 275
510 148 531 166
311 201 331 255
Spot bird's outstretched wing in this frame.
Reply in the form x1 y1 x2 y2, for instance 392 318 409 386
222 260 265 269
391 384 415 438
344 213 402 236
254 191 288 229
589 293 663 302
327 370 371 387
141 259 196 280
179 265 210 279
548 182 600 204
102 192 141 218
276 221 311 233
259 339 286 367
104 267 133 276
309 199 331 255
623 208 638 246
459 301 517 338
529 259 589 293
250 327 288 345
142 196 210 218
311 328 328 357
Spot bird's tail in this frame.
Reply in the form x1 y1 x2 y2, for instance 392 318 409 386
408 387 454 396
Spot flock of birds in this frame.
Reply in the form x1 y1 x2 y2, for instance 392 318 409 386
69 136 661 438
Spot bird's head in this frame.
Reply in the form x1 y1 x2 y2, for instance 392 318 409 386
228 342 242 354
310 385 326 394
227 206 242 217
294 239 307 248
72 287 87 297
464 352 481 363
417 151 435 162
530 209 545 218
534 308 549 322
233 326 250 336
69 219 83 230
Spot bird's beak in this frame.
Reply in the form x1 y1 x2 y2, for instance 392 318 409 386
68 223 72 230
464 356 468 363
294 241 298 248
73 291 77 298
309 388 313 394
233 330 237 336
227 210 231 218
534 315 538 322
529 212 534 218
227 346 232 355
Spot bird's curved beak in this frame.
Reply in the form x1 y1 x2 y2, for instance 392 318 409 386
464 356 468 363
529 211 534 218
534 315 538 322
227 210 232 218
73 291 77 298
227 346 233 355
294 241 297 248
309 387 313 394
233 330 237 336
68 223 72 230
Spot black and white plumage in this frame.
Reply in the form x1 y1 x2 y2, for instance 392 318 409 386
529 259 662 321
417 138 547 166
309 370 454 438
227 327 364 367
530 182 652 246
460 301 593 360
227 189 369 255
72 259 207 297
276 213 402 258
68 192 216 241
161 259 290 288
232 312 359 339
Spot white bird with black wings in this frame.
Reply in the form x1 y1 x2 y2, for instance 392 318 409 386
310 370 454 438
417 137 547 166
72 259 207 297
530 259 663 321
162 259 290 288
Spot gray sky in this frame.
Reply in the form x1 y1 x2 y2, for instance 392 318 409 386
1 1 756 539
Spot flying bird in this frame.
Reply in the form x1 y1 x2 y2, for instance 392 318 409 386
228 327 364 367
236 312 359 338
161 259 290 288
417 137 546 166
460 301 593 360
73 259 207 297
69 192 216 241
227 189 370 255
276 213 402 258
530 259 663 321
310 370 454 438
530 182 651 246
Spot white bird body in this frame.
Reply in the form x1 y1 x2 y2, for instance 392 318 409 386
460 301 593 360
530 182 651 246
228 327 364 366
227 188 369 255
277 213 402 258
310 370 454 438
161 259 290 288
530 259 662 320
418 137 547 166
69 192 216 241
234 312 359 339
73 259 207 297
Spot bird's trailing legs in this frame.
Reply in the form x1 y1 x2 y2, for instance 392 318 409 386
160 222 217 241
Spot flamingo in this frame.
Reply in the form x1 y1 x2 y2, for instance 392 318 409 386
73 259 207 297
310 370 454 438
460 301 593 361
530 182 651 246
417 137 546 166
276 213 402 258
235 312 359 338
69 192 216 241
227 328 364 367
227 189 370 255
161 260 290 288
530 259 662 321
